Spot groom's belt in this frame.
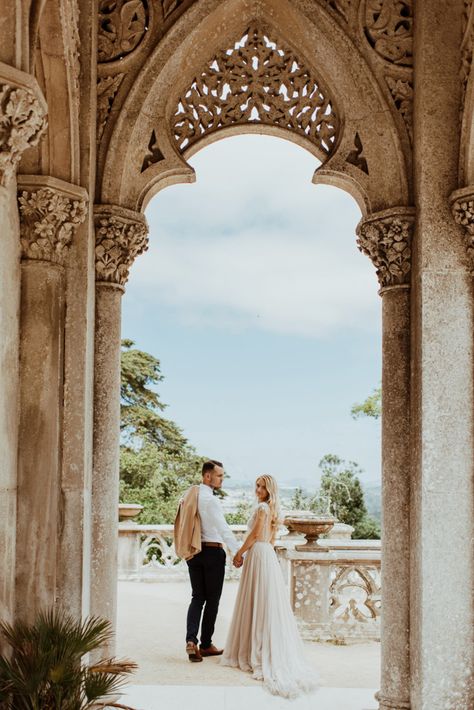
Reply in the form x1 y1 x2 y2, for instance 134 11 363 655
202 542 223 548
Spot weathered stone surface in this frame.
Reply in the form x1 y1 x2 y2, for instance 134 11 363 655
0 2 473 707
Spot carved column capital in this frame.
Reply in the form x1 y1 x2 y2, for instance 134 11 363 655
94 205 149 289
450 186 474 268
0 62 48 186
356 207 415 293
17 176 88 265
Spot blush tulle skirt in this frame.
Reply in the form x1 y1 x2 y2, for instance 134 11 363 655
220 541 318 698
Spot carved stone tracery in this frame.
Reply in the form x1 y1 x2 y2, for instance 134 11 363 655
97 74 124 143
356 208 415 289
18 187 88 265
98 0 149 63
364 0 413 67
0 82 47 186
94 205 149 287
450 188 474 269
171 24 339 158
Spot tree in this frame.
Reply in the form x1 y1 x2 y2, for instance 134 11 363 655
351 386 381 420
120 445 204 524
318 454 380 539
120 339 187 453
119 340 223 523
290 486 311 511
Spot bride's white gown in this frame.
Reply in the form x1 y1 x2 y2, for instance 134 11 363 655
220 502 318 698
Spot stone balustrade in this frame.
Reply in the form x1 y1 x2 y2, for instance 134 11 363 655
118 523 381 642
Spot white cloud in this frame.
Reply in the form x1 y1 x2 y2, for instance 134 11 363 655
128 135 381 338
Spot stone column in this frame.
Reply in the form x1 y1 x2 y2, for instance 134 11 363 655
411 4 474 708
91 205 148 656
15 176 87 621
0 63 46 626
357 207 414 710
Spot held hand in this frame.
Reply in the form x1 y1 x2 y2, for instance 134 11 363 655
233 552 243 568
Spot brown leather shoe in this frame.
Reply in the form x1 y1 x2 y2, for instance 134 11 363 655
199 644 224 657
186 641 203 662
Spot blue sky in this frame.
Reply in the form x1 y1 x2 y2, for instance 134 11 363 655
121 135 381 488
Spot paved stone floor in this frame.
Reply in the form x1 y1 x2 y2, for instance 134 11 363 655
120 684 378 710
116 580 380 695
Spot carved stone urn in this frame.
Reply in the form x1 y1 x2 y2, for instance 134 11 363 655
118 503 143 522
283 513 336 551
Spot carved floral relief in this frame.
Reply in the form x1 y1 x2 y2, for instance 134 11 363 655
364 0 413 66
0 84 47 185
98 0 149 62
18 188 87 264
172 24 339 158
94 209 149 286
357 210 414 289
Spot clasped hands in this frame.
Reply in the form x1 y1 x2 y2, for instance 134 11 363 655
233 552 243 568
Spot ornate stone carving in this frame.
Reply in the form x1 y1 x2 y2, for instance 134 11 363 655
0 83 47 186
386 75 413 142
346 132 369 174
450 187 474 267
141 130 164 172
172 24 339 158
329 565 381 628
18 187 87 265
356 208 415 289
97 74 124 143
98 0 149 63
94 205 149 287
364 0 413 66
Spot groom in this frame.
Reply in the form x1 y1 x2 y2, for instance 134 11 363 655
175 460 241 663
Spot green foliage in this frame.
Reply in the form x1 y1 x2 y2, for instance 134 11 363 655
289 455 380 540
353 514 381 540
0 609 136 710
289 487 311 511
225 499 253 525
120 340 187 453
351 386 381 420
120 444 204 524
319 453 367 528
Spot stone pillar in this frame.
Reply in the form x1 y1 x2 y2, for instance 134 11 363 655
91 205 148 656
357 207 414 710
15 176 87 621
411 3 474 708
0 63 46 627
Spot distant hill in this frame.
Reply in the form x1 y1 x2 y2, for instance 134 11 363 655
363 482 381 521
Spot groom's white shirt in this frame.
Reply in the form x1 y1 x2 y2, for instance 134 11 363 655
198 483 239 555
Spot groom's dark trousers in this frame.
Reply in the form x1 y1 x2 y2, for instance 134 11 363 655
186 544 226 648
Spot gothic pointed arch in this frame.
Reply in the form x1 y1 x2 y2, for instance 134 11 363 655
99 0 411 215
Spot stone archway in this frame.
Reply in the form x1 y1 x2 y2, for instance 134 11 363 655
94 2 414 707
0 1 473 708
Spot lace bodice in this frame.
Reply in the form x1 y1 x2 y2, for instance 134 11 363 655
247 502 273 543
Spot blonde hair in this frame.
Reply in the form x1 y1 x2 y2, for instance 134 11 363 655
256 475 281 536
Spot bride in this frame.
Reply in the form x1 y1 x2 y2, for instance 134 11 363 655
220 475 318 698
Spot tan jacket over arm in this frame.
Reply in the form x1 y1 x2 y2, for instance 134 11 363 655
174 485 202 561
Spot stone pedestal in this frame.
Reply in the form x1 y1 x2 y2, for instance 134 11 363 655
91 205 148 657
14 176 87 621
